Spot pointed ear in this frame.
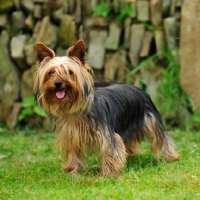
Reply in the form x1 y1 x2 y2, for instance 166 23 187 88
68 40 86 65
36 42 55 63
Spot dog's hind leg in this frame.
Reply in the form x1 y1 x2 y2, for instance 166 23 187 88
125 140 140 157
100 132 127 177
143 112 180 162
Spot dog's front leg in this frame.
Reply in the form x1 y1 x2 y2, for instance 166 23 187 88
62 148 84 174
100 133 127 177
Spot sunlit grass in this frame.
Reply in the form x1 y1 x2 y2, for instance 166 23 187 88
0 128 199 200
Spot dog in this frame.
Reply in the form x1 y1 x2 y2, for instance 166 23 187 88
33 40 179 176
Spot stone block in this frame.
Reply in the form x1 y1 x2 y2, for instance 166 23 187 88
74 0 81 24
24 43 36 66
124 17 131 48
85 17 108 28
0 154 7 159
170 0 176 15
10 34 28 70
105 22 121 50
36 16 58 49
44 0 63 14
104 50 127 82
0 30 20 122
6 102 21 130
52 8 63 22
34 4 43 19
87 30 107 69
137 0 149 21
20 69 34 99
162 0 170 16
21 0 34 12
163 17 178 59
0 14 7 28
0 0 13 12
104 52 120 80
82 0 92 17
129 24 145 67
134 64 162 100
0 31 15 76
140 31 153 57
130 1 136 18
11 11 25 35
154 29 164 58
150 0 162 26
25 14 34 30
32 21 41 39
59 14 75 47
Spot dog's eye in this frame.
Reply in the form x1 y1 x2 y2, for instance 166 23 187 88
48 70 55 76
68 70 73 76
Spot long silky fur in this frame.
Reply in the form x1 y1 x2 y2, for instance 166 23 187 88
87 82 160 147
34 40 179 177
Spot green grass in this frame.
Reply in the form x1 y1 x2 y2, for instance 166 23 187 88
0 127 200 200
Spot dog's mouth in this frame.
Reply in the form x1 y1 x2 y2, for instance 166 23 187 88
56 90 66 99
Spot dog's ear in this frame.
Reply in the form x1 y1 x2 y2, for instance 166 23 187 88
68 40 86 65
36 42 55 63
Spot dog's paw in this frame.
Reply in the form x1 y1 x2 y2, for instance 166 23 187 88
63 166 79 174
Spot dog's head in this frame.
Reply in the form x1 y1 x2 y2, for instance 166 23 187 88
33 40 94 116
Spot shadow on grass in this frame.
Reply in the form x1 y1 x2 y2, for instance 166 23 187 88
78 152 159 177
0 124 53 138
126 154 159 171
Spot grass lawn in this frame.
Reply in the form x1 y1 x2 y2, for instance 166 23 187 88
0 127 199 200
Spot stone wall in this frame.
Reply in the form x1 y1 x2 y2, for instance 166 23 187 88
0 0 183 128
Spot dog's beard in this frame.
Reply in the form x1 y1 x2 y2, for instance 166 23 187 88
40 83 78 116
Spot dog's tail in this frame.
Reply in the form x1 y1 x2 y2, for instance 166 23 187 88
143 100 180 161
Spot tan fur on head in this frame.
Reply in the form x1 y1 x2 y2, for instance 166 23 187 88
33 40 94 116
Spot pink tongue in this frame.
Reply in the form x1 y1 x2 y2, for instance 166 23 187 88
56 90 65 99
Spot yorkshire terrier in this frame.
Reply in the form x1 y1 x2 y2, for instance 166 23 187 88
33 40 179 176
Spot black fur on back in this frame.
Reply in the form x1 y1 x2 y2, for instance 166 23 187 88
87 81 164 148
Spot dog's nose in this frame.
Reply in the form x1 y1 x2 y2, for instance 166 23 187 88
54 81 63 88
